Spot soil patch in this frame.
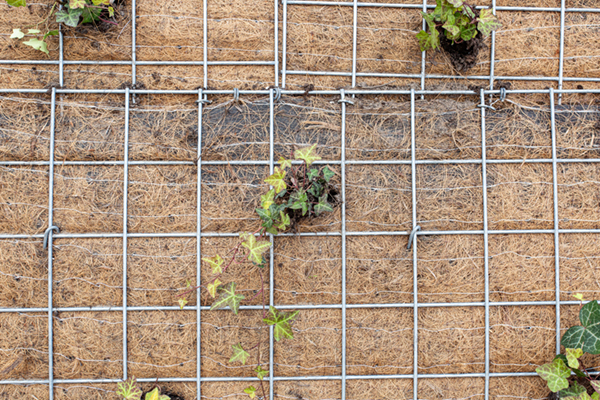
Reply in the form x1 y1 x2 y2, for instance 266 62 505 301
438 28 485 72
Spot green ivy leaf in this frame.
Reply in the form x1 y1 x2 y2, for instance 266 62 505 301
56 8 83 27
416 29 439 52
207 278 222 298
308 181 323 198
244 386 257 399
561 300 600 354
591 381 600 395
116 377 142 400
322 166 335 182
210 282 244 314
307 168 320 181
10 29 25 39
107 6 114 17
256 207 273 227
241 234 271 264
145 388 170 400
202 255 224 274
261 189 276 210
560 382 588 399
43 30 59 40
593 393 600 400
314 194 333 216
536 358 570 393
294 144 321 166
460 26 478 42
265 167 287 194
178 298 188 309
7 0 26 6
477 8 502 37
81 6 101 24
463 3 476 19
574 293 586 302
69 0 86 9
277 211 290 231
22 38 49 55
91 0 110 4
263 306 299 342
443 21 461 40
278 156 292 170
254 365 269 380
566 348 583 369
229 343 250 365
447 0 463 7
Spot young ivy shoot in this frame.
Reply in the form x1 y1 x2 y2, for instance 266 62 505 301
416 0 501 52
536 294 600 400
6 0 118 55
178 144 337 399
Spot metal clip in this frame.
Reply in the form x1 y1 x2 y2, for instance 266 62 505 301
407 225 421 250
500 87 506 102
273 87 282 102
338 89 354 105
196 89 212 105
477 104 496 111
233 88 240 102
43 226 60 250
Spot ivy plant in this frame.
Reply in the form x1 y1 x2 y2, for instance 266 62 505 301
537 294 600 400
178 144 337 399
5 0 117 55
416 0 501 52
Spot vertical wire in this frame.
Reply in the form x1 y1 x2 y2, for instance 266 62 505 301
557 0 566 105
203 0 208 89
196 89 205 400
282 0 288 88
420 0 427 100
480 89 490 400
410 88 418 400
122 87 130 380
48 87 57 400
488 0 497 98
351 0 357 91
274 0 279 87
269 89 275 400
131 0 137 104
340 89 348 400
549 88 561 353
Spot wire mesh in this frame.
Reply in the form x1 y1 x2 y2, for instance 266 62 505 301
2 0 600 399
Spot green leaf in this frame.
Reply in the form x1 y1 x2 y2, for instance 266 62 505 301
254 365 269 380
207 278 222 298
22 38 49 55
566 348 583 369
80 6 101 24
463 3 476 19
443 21 461 40
535 358 571 393
263 306 299 341
202 255 224 274
322 166 335 182
277 211 290 231
116 377 142 400
92 0 110 4
210 282 244 314
314 194 333 216
265 226 278 235
145 388 170 400
108 6 114 17
447 0 463 7
278 156 292 170
265 167 287 194
43 30 59 40
477 8 502 37
256 207 273 227
261 189 276 210
574 293 586 302
69 0 86 9
460 26 478 42
308 181 323 198
294 144 321 166
561 300 600 354
241 234 271 264
229 343 250 365
560 382 588 399
56 8 83 27
178 298 188 309
244 386 257 399
7 0 26 6
593 393 600 400
416 30 439 52
10 29 25 39
591 381 600 395
307 168 320 181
